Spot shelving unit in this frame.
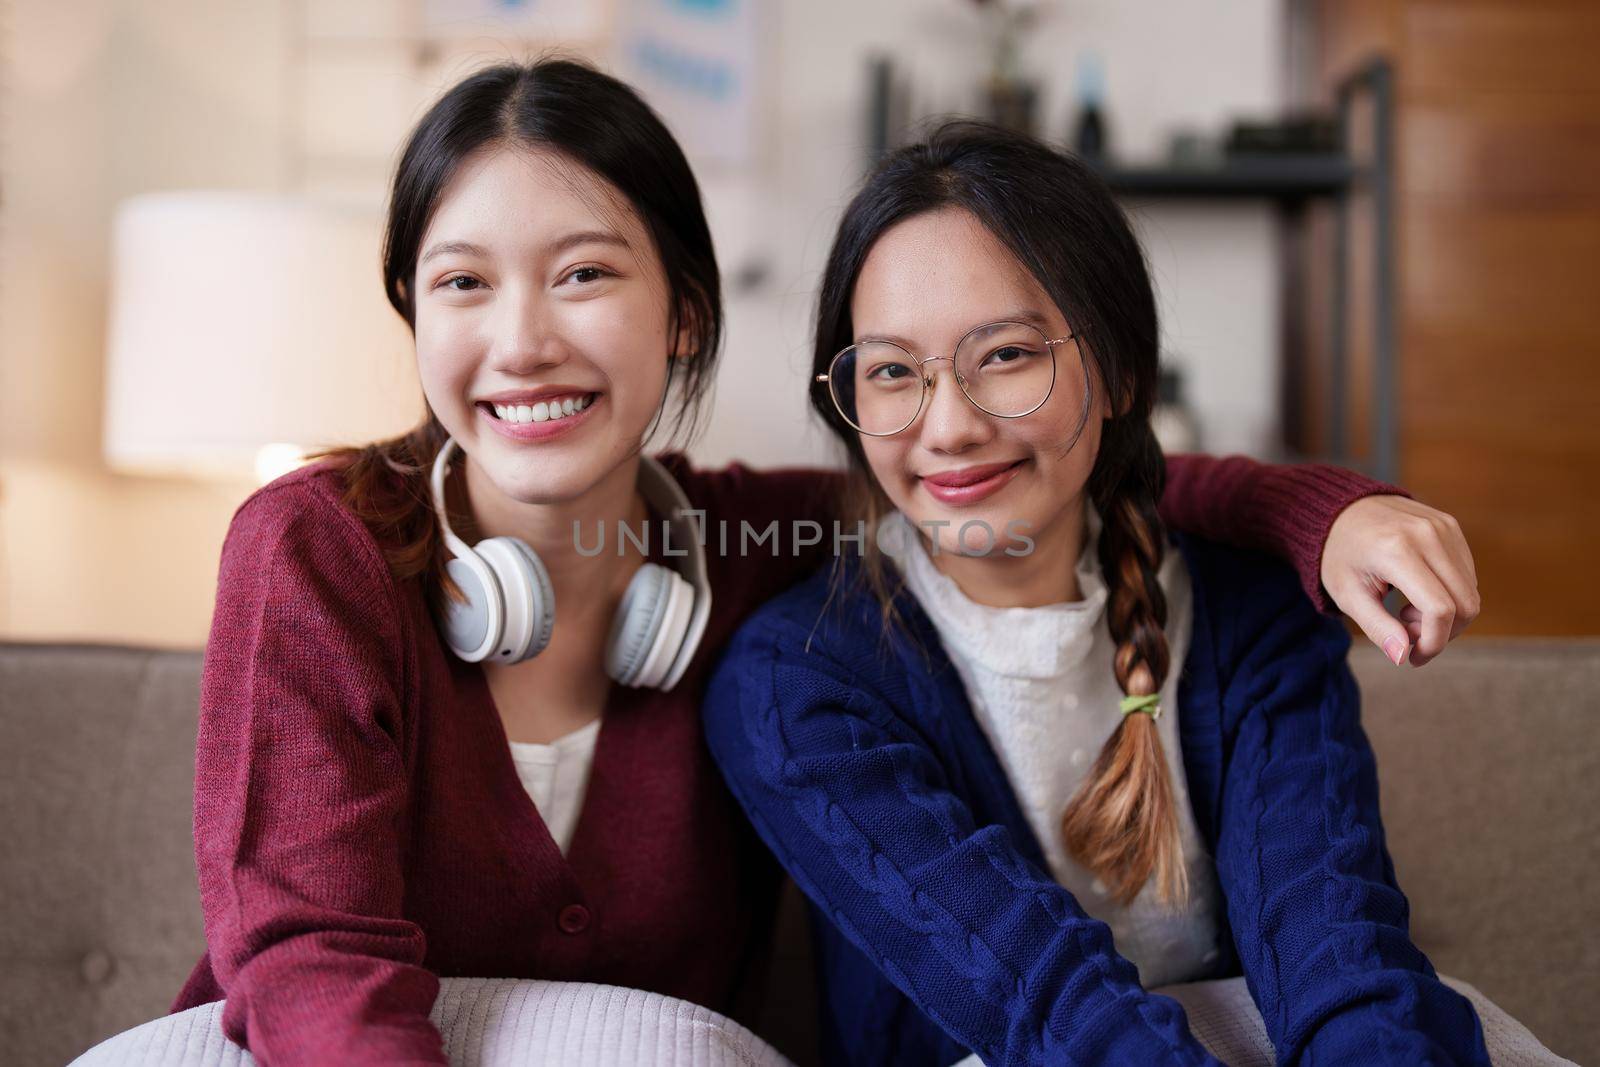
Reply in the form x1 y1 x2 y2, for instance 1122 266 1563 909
1091 57 1396 482
1095 154 1357 202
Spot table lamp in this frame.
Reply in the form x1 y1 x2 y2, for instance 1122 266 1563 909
103 192 423 483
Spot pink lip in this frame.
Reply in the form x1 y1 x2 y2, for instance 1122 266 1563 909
478 394 600 442
920 460 1025 505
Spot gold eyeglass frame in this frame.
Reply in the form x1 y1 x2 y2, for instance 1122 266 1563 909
815 319 1085 438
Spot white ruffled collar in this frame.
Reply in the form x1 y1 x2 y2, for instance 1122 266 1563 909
882 504 1109 680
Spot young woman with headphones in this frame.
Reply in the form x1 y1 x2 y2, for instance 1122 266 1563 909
167 61 1480 1065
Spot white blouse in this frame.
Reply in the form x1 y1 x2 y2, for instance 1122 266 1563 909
884 505 1226 989
507 718 601 856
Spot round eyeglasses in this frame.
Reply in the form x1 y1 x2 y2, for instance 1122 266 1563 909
816 319 1087 438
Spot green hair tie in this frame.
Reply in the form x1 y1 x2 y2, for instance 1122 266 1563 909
1119 693 1163 721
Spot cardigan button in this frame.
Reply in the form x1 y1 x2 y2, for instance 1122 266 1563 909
558 903 591 934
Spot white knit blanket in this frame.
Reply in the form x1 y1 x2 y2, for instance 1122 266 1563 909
72 974 1572 1066
71 978 793 1067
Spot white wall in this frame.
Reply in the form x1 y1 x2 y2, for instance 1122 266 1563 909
0 0 286 647
0 0 1288 647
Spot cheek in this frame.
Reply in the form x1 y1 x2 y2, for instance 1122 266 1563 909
568 291 671 387
411 320 473 404
860 435 899 472
1026 369 1099 458
860 437 914 499
1019 410 1101 509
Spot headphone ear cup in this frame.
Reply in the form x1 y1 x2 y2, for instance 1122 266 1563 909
442 550 505 663
606 562 695 688
606 563 670 686
500 537 555 662
475 537 555 664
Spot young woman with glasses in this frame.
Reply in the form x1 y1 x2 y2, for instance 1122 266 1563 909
701 122 1555 1065
165 61 1480 1064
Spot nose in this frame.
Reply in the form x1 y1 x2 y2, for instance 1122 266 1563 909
486 286 570 374
915 358 991 454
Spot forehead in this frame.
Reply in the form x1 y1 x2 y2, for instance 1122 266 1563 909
421 143 646 254
850 207 1055 344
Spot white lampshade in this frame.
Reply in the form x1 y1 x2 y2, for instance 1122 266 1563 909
103 192 424 479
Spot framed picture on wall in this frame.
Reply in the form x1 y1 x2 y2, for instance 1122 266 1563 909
615 0 765 168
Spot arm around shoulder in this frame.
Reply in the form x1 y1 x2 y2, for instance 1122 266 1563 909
1161 453 1408 613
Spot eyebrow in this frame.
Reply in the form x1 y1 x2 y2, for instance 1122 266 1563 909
418 230 632 266
857 308 1060 348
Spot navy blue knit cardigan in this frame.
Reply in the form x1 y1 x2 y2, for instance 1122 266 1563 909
703 533 1489 1067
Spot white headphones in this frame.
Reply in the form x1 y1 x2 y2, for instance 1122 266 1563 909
428 438 712 690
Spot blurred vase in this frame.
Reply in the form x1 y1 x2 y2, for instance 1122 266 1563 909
1070 52 1111 159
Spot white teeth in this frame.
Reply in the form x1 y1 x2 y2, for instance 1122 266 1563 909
489 394 593 423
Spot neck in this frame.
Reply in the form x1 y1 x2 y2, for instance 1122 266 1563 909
927 502 1090 609
458 452 651 625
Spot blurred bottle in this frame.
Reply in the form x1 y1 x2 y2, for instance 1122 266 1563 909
1152 366 1201 453
1071 52 1109 159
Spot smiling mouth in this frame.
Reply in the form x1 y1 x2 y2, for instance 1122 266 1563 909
478 392 599 425
921 459 1026 487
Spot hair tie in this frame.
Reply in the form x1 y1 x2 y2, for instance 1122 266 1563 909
1119 693 1163 720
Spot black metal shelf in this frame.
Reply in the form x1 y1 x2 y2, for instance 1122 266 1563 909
1094 155 1359 203
1088 58 1395 481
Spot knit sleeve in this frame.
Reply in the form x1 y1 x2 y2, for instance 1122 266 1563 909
1205 552 1489 1066
1160 454 1409 614
703 615 1222 1067
192 477 447 1066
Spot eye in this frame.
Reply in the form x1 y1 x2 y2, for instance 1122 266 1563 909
864 362 914 382
563 265 612 285
979 344 1039 369
438 274 483 292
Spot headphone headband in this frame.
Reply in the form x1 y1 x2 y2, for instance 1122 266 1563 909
636 455 713 690
429 438 473 561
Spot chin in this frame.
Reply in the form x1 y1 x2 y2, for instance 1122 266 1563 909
480 449 605 505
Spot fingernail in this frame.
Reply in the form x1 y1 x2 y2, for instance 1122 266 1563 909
1383 637 1406 666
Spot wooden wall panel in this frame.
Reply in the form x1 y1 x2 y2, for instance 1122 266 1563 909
1404 205 1600 338
1303 0 1600 633
1404 1 1600 96
1402 95 1600 205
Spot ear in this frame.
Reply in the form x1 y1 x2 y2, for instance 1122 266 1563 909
669 297 700 363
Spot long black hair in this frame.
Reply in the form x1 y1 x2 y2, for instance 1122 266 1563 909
811 120 1188 907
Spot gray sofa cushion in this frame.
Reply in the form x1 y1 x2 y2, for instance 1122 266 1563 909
1 645 207 1067
2 639 1595 1066
1354 638 1600 1064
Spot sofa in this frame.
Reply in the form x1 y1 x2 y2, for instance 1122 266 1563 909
2 638 1595 1066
